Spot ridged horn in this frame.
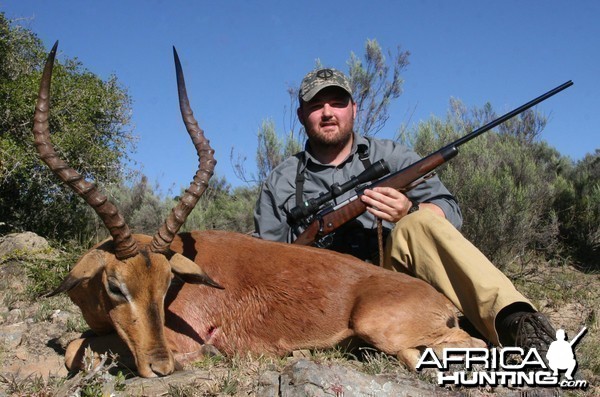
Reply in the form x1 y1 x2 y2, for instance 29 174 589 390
150 47 216 254
32 41 138 259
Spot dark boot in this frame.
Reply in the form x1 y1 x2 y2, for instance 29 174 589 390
501 311 556 358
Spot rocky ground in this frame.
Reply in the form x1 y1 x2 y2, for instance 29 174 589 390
0 232 597 396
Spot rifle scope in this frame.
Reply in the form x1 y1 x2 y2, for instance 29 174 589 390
289 159 390 222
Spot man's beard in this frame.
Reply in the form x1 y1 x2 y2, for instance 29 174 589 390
306 123 353 149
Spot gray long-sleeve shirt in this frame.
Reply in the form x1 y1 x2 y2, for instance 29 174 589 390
254 133 462 244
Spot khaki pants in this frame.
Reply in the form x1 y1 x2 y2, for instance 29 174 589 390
383 208 535 345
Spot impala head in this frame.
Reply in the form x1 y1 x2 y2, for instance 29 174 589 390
34 42 218 377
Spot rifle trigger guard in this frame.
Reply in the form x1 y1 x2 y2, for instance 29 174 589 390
310 216 333 248
314 221 334 248
316 216 325 236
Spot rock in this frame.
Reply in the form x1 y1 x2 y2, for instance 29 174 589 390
0 321 28 349
0 355 69 381
0 232 50 258
6 308 23 323
291 349 312 358
119 369 216 396
257 370 281 397
0 306 9 323
257 360 564 397
51 309 74 326
259 359 459 397
15 347 29 360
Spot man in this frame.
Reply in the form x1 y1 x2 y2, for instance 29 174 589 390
254 67 555 355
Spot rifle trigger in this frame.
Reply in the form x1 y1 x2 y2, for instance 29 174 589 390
317 216 325 235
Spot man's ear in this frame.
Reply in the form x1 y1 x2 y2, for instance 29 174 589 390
169 253 223 289
297 106 305 126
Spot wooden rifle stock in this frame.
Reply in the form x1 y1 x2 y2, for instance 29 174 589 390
293 80 573 246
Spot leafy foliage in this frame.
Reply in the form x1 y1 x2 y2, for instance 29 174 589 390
0 13 135 242
181 176 257 234
553 150 600 269
23 244 84 297
236 119 302 184
348 39 409 136
109 175 170 236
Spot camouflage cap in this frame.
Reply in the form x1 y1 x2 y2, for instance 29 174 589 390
298 68 353 102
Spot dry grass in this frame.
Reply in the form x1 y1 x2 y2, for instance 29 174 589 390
508 259 599 394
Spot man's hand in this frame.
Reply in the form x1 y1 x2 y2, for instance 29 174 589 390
361 187 445 222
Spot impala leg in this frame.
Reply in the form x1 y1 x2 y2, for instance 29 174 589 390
397 348 423 369
358 321 486 370
350 289 487 370
172 343 223 365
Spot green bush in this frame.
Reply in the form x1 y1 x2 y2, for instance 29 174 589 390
7 242 85 298
182 176 257 234
108 175 171 236
553 151 600 269
0 14 135 243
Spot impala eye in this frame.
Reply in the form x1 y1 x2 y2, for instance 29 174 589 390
107 279 124 298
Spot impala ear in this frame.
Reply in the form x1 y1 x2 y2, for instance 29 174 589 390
46 250 107 297
169 253 223 289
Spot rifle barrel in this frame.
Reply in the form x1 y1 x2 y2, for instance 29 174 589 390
450 80 573 149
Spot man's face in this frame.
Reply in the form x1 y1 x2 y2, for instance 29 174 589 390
298 87 356 147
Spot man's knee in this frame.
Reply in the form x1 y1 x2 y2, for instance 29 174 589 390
389 209 459 255
384 209 444 273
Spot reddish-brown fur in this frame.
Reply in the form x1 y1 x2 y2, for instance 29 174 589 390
62 231 485 377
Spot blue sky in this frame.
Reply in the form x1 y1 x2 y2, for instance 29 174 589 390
2 1 597 192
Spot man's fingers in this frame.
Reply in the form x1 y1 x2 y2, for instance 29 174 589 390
362 193 392 212
363 187 409 209
361 189 406 222
365 205 395 222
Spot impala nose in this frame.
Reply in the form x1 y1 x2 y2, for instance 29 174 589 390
149 359 175 377
138 352 175 377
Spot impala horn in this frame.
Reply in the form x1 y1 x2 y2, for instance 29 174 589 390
33 41 138 259
150 47 216 254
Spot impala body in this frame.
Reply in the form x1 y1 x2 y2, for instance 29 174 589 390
35 43 485 378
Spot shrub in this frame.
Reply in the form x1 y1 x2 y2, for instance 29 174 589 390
553 151 600 270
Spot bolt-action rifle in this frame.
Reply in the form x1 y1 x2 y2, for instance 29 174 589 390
292 81 573 247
